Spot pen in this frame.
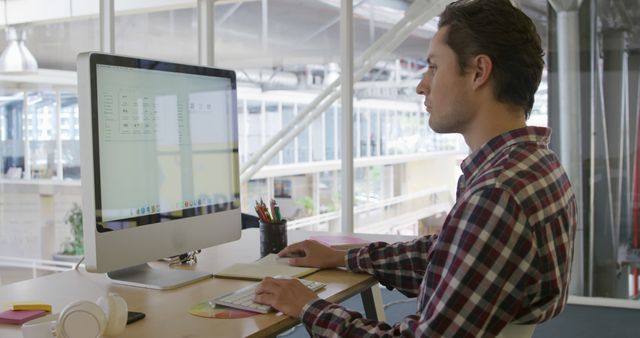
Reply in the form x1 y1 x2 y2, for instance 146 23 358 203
275 205 281 222
270 199 276 222
255 200 270 223
260 198 272 222
255 198 278 223
255 198 284 223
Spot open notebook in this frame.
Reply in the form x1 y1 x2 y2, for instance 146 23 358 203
213 254 319 280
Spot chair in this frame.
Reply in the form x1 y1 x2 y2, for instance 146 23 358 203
496 324 537 338
241 213 260 229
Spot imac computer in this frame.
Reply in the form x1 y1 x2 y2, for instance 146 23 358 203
77 52 241 289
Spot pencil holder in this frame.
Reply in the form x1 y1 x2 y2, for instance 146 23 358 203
259 219 287 257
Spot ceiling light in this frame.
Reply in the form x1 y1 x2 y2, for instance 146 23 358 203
0 26 38 74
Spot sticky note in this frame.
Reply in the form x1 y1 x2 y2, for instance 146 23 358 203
10 303 52 312
0 310 47 325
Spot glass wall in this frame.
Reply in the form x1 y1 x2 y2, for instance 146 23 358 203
545 0 640 300
60 93 81 180
0 86 82 282
0 91 24 178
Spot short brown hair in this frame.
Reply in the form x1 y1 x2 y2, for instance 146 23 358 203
438 0 544 119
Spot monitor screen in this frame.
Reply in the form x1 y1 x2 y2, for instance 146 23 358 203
95 63 238 230
78 53 241 289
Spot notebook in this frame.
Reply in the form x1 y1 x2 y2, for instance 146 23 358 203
0 310 47 325
213 254 319 280
308 235 370 250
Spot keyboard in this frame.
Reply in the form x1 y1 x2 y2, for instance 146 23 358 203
212 278 326 314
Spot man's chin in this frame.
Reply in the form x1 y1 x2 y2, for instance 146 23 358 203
429 123 460 134
428 119 456 134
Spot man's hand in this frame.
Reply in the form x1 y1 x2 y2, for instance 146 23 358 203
278 240 346 268
254 277 318 318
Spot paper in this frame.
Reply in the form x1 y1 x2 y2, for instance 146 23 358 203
309 235 370 250
189 301 258 319
10 302 52 312
214 254 319 280
0 310 47 325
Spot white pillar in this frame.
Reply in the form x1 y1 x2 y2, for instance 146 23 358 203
548 0 584 295
23 92 30 179
99 0 114 53
341 0 354 233
261 0 268 51
198 0 214 66
55 91 63 180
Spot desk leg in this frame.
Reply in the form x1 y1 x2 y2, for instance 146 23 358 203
361 284 386 321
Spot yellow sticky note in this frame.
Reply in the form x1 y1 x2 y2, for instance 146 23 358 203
10 302 52 312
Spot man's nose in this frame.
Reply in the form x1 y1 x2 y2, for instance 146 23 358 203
416 78 428 95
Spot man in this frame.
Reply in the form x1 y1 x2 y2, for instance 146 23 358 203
255 0 577 336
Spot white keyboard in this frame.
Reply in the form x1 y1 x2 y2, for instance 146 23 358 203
212 279 326 314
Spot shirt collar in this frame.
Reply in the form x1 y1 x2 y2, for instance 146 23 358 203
460 126 551 180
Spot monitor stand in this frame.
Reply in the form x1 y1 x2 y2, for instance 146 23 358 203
106 264 212 290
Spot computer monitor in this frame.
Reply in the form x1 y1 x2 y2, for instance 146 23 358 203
77 52 241 289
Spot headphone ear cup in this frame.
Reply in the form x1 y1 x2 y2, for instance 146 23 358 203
57 301 106 338
96 293 128 337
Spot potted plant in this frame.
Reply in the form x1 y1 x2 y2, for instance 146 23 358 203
53 203 84 262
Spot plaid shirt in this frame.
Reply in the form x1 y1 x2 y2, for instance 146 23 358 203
300 127 577 337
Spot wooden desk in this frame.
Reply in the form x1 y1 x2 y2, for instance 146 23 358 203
0 229 413 337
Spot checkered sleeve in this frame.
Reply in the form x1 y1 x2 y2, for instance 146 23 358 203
345 236 437 296
300 187 537 337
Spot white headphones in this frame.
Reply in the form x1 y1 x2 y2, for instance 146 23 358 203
21 293 128 338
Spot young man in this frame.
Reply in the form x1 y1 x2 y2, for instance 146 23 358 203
254 0 577 336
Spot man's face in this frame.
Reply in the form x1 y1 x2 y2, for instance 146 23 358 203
416 26 475 134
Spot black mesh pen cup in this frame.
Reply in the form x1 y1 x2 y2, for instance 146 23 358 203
259 220 287 257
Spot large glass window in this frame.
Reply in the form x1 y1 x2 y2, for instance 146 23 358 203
282 104 296 164
265 102 280 165
27 92 57 179
0 91 24 179
60 92 81 180
246 100 262 159
297 105 310 163
311 114 324 162
325 106 336 161
371 109 380 156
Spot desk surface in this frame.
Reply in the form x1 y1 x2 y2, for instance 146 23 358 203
0 229 412 338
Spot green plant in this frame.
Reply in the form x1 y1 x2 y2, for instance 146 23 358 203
325 191 340 213
296 196 314 216
60 203 84 255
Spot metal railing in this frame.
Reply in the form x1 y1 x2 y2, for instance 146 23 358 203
0 255 76 281
287 185 452 231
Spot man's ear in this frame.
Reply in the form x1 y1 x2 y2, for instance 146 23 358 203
470 54 492 89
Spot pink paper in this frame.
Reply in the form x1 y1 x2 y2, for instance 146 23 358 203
309 235 369 247
0 310 47 325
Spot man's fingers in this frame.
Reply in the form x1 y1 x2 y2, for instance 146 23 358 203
288 257 307 266
256 277 285 294
254 292 274 305
278 242 305 257
254 279 291 306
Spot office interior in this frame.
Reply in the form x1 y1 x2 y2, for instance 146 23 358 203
0 0 639 336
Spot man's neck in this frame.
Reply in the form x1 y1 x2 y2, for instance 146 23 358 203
462 104 527 152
